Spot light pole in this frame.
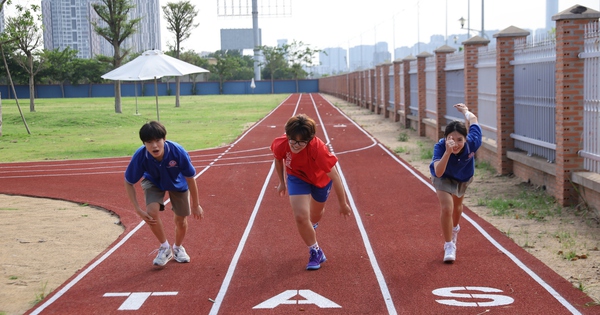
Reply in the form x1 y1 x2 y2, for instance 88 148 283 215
458 15 486 38
459 0 486 38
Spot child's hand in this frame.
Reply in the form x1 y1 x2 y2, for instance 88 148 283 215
136 209 157 225
339 203 352 218
277 182 287 197
192 204 203 220
453 103 468 114
446 136 456 151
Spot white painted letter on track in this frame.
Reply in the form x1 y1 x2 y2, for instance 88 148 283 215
103 291 178 310
253 289 342 309
432 287 515 307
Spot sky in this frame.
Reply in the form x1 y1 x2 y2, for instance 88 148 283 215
8 0 600 55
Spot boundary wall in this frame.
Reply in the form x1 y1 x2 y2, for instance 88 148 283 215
319 5 600 216
0 79 319 99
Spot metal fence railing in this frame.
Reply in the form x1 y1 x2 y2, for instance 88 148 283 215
580 21 600 173
477 45 498 142
511 36 557 163
388 65 395 111
425 56 437 120
399 63 405 114
409 60 418 117
445 52 465 124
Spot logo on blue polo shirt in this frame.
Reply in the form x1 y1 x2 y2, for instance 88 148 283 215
167 160 178 168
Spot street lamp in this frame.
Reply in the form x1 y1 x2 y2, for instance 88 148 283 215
458 16 486 38
458 0 486 38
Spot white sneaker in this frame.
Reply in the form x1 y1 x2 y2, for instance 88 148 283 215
443 243 456 263
452 225 460 245
153 246 173 266
173 245 190 263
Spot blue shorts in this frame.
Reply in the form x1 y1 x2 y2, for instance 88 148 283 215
287 174 333 203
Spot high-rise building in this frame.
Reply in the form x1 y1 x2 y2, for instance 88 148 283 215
546 0 559 31
319 47 347 75
42 0 160 59
0 9 5 34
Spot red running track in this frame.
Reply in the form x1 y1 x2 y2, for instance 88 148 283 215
0 93 596 314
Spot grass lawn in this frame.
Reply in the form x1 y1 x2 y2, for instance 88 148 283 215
0 94 289 163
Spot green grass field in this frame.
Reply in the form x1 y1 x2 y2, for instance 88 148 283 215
0 94 288 162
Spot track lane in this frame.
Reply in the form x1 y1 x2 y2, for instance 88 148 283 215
0 93 594 314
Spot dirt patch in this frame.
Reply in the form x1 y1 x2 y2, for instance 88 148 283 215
0 195 123 315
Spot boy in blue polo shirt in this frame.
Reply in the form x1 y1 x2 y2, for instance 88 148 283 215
124 121 204 266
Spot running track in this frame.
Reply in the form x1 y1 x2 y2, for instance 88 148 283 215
0 93 596 314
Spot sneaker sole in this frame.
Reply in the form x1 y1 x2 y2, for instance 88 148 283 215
153 253 173 266
443 256 455 264
306 264 321 270
175 257 190 263
306 254 327 270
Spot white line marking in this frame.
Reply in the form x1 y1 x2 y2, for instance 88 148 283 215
208 160 276 315
377 143 582 315
28 95 294 313
311 94 397 314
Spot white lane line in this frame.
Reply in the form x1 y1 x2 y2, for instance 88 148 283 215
208 162 276 315
30 220 147 315
310 94 398 315
378 143 582 315
28 95 295 314
208 94 302 314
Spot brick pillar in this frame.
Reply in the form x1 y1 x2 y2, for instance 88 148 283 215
434 45 456 140
553 6 600 206
463 36 490 118
402 55 415 129
393 59 402 122
416 52 432 137
494 26 530 175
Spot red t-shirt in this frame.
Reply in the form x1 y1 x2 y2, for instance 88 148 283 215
271 134 338 188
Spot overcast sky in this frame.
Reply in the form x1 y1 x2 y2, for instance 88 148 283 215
10 0 600 54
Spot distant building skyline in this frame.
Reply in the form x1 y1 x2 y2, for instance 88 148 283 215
41 0 161 59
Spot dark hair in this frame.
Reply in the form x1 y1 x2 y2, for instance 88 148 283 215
139 121 167 143
444 120 467 138
285 114 316 141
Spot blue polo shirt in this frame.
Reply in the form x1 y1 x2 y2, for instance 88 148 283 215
429 124 482 182
124 140 196 192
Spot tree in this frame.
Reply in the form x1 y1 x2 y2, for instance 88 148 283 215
287 40 322 92
209 51 241 94
39 47 78 97
4 3 44 112
259 45 288 94
179 50 209 95
91 0 141 114
70 57 112 97
163 0 198 107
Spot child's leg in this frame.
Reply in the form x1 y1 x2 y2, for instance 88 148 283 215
452 194 464 228
147 202 168 244
289 194 316 246
309 198 326 225
436 190 454 243
173 214 188 246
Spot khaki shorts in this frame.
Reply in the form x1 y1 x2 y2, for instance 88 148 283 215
431 176 473 198
141 179 191 217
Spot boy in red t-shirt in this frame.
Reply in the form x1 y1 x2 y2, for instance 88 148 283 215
271 114 352 270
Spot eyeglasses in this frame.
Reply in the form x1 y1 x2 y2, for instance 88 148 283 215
288 139 308 147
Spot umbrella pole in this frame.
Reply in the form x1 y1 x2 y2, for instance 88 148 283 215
154 77 160 121
134 83 139 115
